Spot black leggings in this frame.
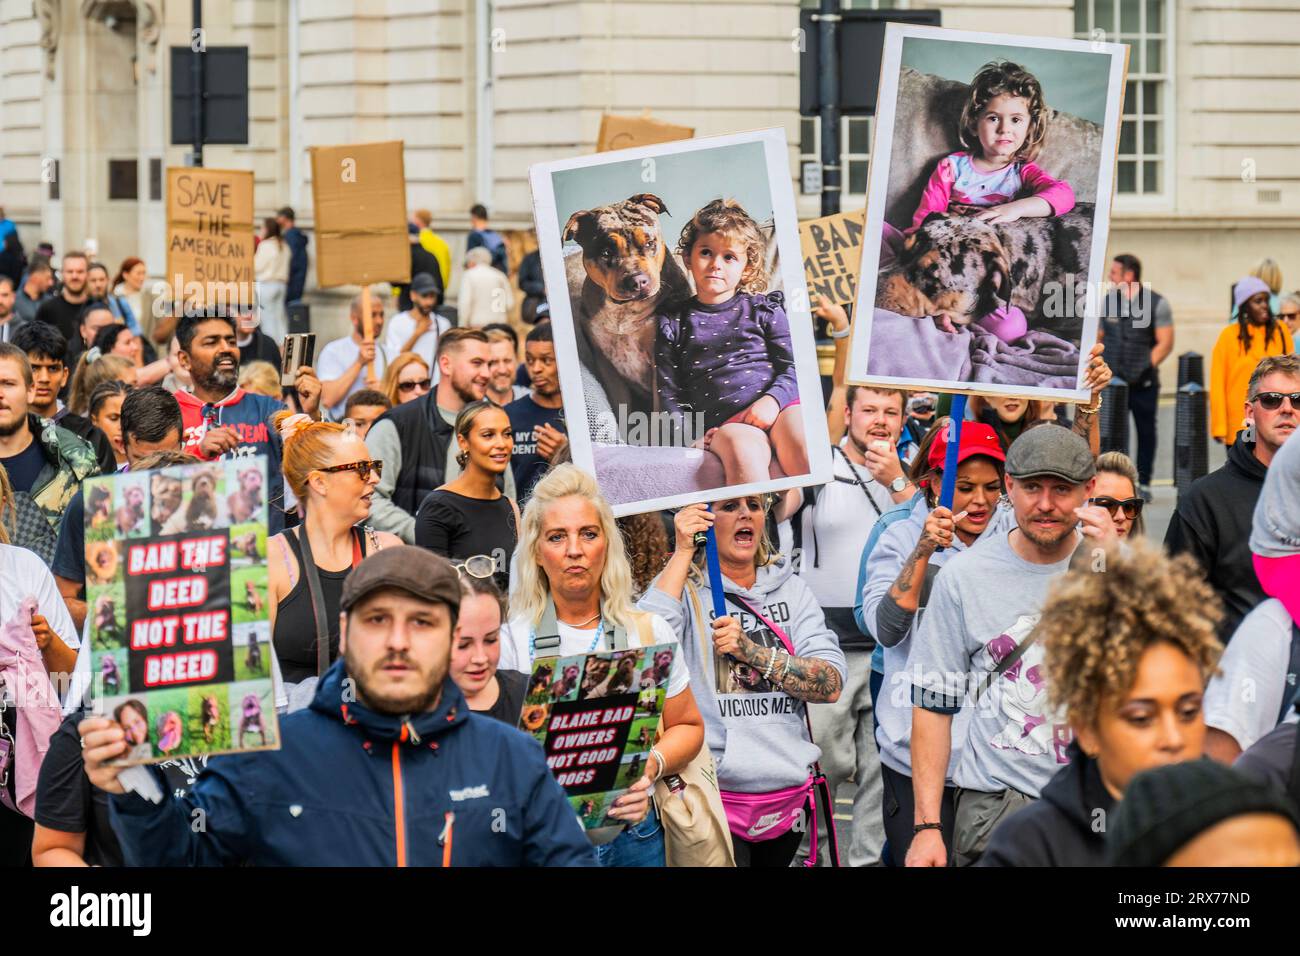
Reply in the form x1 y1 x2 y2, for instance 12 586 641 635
880 762 956 866
0 707 31 867
730 801 810 868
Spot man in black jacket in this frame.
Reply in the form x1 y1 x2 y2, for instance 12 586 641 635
1165 354 1299 641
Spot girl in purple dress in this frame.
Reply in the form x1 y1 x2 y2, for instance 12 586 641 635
655 199 807 485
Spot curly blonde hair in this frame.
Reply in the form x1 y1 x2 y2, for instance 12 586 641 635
676 199 769 294
617 512 670 598
959 61 1051 165
1042 539 1223 731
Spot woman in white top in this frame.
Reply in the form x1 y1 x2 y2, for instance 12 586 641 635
501 463 704 867
254 217 291 343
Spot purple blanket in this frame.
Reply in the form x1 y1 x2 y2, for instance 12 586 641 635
864 308 1080 390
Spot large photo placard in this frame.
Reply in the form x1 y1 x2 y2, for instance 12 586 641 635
529 128 832 516
847 25 1127 401
85 457 278 765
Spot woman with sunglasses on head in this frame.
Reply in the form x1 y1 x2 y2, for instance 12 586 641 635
415 400 519 592
642 493 845 868
502 464 705 867
383 351 432 407
266 412 401 697
450 571 527 724
1090 451 1145 538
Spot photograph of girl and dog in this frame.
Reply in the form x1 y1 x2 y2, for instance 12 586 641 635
530 130 832 515
849 25 1128 402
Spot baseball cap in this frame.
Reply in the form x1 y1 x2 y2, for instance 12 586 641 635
1004 424 1095 483
340 546 461 614
410 272 439 295
926 421 1006 470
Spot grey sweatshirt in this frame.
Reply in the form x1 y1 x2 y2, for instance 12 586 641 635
638 554 847 794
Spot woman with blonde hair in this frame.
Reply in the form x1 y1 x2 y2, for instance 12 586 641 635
239 359 282 399
381 351 432 407
642 496 845 867
979 540 1222 866
266 412 401 695
1251 257 1284 314
501 463 705 867
67 352 136 416
1090 451 1145 538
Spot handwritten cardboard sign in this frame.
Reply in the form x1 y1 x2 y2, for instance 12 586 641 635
596 113 694 153
799 210 865 308
166 168 255 307
310 140 411 288
85 457 278 765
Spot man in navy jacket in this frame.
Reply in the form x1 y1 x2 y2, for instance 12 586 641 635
81 547 594 867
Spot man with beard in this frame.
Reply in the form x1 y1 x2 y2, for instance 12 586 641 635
906 426 1119 867
484 327 527 406
1167 353 1299 643
173 310 321 533
788 385 913 866
0 343 100 545
318 290 389 419
81 547 594 866
382 272 450 375
504 323 565 504
0 276 20 343
35 250 89 344
366 327 515 543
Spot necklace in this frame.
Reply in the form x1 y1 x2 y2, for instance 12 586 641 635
557 610 601 629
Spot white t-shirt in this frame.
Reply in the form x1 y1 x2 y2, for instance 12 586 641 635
797 442 894 609
500 613 689 698
1204 599 1298 751
0 543 79 706
382 310 452 383
316 335 390 419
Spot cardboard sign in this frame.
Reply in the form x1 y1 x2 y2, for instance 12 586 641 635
85 458 279 765
520 644 676 830
800 210 865 308
310 140 411 287
596 113 694 153
165 168 255 307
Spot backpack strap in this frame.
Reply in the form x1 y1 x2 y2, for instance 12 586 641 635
1279 621 1300 726
294 527 333 678
975 628 1042 703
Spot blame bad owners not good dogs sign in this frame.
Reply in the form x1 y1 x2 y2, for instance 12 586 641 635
847 25 1127 401
520 644 675 830
529 128 832 516
84 457 279 765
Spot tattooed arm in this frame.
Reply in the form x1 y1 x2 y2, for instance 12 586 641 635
712 616 843 703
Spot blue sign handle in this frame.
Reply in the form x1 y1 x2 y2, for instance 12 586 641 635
935 394 967 553
704 512 728 620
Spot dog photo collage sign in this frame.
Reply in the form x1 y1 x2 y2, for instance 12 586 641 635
529 128 834 516
848 24 1128 402
84 457 279 765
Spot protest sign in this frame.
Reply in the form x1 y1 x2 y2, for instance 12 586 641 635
847 24 1127 402
800 210 865 308
165 167 255 308
529 128 833 516
85 457 278 765
309 140 411 288
521 644 676 829
596 113 694 152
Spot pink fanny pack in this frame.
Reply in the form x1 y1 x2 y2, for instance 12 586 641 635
721 775 814 842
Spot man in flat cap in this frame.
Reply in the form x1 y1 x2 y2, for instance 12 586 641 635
81 546 594 866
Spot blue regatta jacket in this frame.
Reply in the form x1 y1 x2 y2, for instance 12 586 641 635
108 661 595 866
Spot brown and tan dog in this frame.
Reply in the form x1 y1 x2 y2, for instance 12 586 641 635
562 193 691 417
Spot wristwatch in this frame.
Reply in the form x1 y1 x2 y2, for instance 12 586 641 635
890 476 909 494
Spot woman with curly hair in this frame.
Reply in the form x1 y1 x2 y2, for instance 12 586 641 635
978 539 1223 866
617 511 670 600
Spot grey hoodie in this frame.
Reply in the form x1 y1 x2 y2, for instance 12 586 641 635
638 554 847 794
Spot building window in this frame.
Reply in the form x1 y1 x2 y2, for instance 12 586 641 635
108 160 138 201
1075 0 1169 196
799 116 875 206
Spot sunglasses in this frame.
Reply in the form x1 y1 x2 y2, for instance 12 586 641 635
1088 496 1144 520
1252 391 1300 411
453 554 498 579
316 458 383 482
398 378 432 393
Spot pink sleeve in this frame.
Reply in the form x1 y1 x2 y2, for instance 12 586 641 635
1019 162 1075 215
908 157 956 233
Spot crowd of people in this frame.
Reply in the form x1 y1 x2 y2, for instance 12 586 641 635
0 216 1297 869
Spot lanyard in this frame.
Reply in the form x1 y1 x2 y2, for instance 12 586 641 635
832 444 884 518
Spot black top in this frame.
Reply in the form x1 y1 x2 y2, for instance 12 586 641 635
415 489 516 590
503 394 564 504
481 669 528 726
1164 436 1269 641
273 527 369 684
239 330 283 372
34 294 82 345
0 435 46 493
